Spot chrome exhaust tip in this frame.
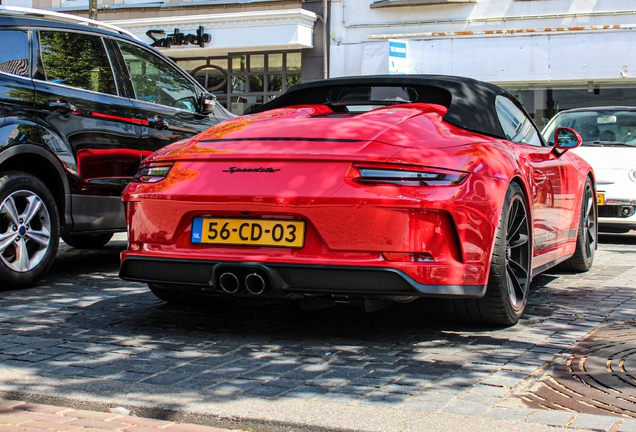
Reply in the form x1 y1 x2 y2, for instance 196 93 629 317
219 272 240 293
245 272 266 295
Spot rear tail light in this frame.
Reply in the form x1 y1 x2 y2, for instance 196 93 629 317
133 163 174 183
352 165 467 186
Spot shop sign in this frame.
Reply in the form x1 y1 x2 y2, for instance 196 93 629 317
146 26 211 48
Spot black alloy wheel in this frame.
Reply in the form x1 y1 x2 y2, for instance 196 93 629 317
559 177 597 272
447 182 531 326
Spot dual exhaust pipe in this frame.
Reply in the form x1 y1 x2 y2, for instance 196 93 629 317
219 270 268 295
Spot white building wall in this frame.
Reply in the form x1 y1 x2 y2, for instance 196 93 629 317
329 0 636 86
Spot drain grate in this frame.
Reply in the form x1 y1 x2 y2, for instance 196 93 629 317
521 324 636 418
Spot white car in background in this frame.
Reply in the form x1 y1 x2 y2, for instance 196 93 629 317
542 106 636 233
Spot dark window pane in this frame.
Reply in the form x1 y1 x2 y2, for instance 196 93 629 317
0 30 29 77
249 75 264 92
268 74 283 92
39 31 116 95
286 74 301 89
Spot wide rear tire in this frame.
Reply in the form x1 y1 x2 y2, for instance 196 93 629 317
447 183 531 326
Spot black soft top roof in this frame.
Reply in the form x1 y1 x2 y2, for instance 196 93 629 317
251 75 515 139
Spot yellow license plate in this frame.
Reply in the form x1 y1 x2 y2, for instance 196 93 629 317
191 217 305 248
597 192 605 206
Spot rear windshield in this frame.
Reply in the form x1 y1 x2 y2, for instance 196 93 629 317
543 110 636 146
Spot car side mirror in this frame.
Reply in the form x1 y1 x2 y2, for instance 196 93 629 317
199 93 216 115
553 127 582 152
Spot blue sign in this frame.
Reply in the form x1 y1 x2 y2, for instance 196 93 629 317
389 41 408 59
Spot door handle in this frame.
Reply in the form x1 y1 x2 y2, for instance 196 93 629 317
533 170 547 184
49 99 76 114
147 115 170 130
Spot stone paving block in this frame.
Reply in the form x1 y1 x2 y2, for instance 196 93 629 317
263 377 305 388
400 400 445 412
66 417 129 430
441 401 491 417
64 410 120 421
468 384 509 397
243 385 288 397
0 414 32 425
14 403 72 415
0 400 25 410
569 413 621 431
164 423 230 432
483 407 533 421
525 410 576 427
618 418 636 432
318 392 361 403
141 372 190 385
23 420 85 430
281 385 328 400
362 391 410 404
20 411 78 424
456 392 500 405
114 416 175 427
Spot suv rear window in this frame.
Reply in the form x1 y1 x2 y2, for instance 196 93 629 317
37 30 117 95
0 30 29 77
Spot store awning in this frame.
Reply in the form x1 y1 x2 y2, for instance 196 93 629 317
111 9 317 57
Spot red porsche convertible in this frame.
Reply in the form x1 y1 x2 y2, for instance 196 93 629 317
119 75 597 326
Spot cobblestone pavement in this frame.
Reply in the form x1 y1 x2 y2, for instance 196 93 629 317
0 233 635 431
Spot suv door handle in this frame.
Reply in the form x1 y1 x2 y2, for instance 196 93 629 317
49 99 76 114
147 116 169 130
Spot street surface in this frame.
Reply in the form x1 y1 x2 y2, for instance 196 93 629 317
1 232 636 431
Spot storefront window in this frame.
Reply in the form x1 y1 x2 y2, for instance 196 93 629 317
232 75 247 93
175 57 229 108
250 55 265 72
174 51 303 113
269 53 283 71
502 84 636 129
268 74 283 92
228 51 303 115
287 52 301 70
249 75 264 92
232 56 246 73
191 65 226 92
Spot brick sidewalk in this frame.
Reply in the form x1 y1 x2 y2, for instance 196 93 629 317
0 399 242 432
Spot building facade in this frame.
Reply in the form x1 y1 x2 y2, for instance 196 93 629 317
329 0 636 126
4 0 329 114
4 0 635 121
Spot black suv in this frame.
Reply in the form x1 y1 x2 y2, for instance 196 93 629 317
0 6 232 289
